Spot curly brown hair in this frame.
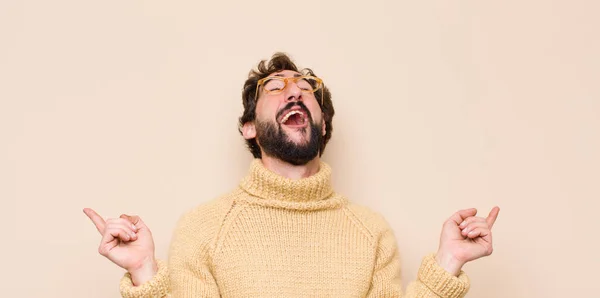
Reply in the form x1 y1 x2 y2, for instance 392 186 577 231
238 53 335 159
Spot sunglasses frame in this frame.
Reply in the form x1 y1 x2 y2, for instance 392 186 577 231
255 75 324 106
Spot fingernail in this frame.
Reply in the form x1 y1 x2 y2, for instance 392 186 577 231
460 221 466 228
131 224 137 231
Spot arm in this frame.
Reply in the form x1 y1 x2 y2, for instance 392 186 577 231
118 208 222 298
165 212 221 297
367 207 500 298
120 260 171 298
365 222 470 298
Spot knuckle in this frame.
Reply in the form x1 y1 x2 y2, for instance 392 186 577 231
107 219 127 229
115 218 129 224
120 220 133 228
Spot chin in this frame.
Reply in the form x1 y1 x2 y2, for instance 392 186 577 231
286 134 311 144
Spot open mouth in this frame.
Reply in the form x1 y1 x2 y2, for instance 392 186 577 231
279 108 309 127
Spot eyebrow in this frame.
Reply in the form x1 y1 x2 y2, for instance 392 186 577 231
272 73 302 77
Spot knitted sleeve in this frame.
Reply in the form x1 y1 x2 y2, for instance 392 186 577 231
348 204 470 298
365 219 470 298
365 217 403 297
162 204 222 298
119 260 171 298
405 253 470 298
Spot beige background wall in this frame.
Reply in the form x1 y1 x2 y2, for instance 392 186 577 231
2 0 598 297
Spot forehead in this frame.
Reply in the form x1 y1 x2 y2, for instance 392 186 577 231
268 70 302 78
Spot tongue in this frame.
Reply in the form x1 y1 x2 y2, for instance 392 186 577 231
284 113 303 125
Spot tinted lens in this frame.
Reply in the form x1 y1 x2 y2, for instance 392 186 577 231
296 78 314 91
263 78 285 92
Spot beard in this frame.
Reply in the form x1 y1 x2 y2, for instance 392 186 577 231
255 114 323 166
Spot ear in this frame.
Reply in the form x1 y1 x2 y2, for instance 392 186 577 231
242 122 256 139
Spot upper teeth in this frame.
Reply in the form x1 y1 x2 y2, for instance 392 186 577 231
281 110 304 124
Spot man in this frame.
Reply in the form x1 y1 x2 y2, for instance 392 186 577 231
84 53 499 297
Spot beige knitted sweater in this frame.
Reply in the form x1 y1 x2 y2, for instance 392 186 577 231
119 159 470 297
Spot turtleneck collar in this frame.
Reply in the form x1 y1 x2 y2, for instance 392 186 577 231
238 159 346 210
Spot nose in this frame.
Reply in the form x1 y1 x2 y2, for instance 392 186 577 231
284 79 303 103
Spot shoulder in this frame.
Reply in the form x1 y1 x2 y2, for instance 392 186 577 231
169 189 242 252
343 202 395 242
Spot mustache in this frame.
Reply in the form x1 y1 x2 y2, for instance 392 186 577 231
276 101 312 121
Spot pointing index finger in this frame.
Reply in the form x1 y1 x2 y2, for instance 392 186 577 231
486 206 500 229
83 208 106 234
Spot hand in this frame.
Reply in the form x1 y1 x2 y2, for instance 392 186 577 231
83 208 158 286
435 207 500 276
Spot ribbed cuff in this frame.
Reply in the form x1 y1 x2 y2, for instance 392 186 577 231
417 254 470 298
120 259 170 298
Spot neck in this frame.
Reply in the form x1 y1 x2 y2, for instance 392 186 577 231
260 155 321 180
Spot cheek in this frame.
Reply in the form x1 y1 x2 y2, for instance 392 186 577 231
255 100 279 121
306 102 323 122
